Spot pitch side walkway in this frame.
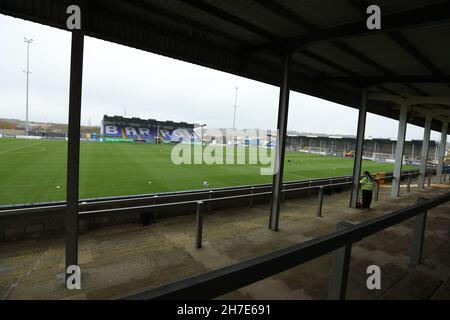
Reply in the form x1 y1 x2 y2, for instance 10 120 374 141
1 178 449 300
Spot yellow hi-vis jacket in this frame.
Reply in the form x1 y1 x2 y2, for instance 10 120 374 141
360 176 374 191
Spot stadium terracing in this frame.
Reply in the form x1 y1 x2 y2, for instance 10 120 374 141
0 0 450 301
102 115 201 143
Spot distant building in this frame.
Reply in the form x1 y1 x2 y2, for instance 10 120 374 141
286 133 440 164
101 115 200 144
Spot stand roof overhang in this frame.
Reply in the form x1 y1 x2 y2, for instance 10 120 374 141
1 0 449 133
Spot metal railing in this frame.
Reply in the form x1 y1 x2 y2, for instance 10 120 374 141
123 191 450 300
80 170 422 220
0 169 423 218
0 174 354 212
372 170 428 201
191 171 425 250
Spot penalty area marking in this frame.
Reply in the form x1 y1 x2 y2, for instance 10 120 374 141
0 142 44 154
8 146 47 154
286 173 309 179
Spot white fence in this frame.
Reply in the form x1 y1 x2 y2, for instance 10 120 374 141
296 147 438 166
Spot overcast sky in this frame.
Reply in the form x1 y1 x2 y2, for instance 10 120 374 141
0 14 444 141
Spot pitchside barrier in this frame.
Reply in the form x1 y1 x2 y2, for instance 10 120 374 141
0 169 432 241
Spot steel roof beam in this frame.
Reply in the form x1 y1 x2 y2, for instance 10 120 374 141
249 1 450 52
117 1 325 79
250 0 429 101
318 75 450 84
348 0 449 89
386 30 450 90
387 31 442 76
299 49 357 77
179 0 280 42
252 0 316 31
120 0 247 46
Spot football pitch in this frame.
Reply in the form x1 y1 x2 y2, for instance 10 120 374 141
0 138 416 206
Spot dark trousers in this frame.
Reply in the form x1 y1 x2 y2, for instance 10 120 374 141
362 190 372 209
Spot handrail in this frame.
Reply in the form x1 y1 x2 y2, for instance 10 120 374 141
0 169 422 210
123 191 450 300
80 182 355 216
0 174 354 210
0 170 423 218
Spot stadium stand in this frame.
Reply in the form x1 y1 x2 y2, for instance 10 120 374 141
286 133 441 165
101 115 201 144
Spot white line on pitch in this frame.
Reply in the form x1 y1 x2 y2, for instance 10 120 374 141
0 142 43 154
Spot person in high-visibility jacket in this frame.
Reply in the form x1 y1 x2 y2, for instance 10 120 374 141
360 171 375 209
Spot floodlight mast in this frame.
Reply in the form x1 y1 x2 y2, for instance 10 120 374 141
194 122 207 146
24 37 33 136
232 86 239 130
199 123 206 145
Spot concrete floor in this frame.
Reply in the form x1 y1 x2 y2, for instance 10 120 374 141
1 178 449 300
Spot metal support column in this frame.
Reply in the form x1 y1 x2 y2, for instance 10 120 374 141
65 29 84 280
249 187 255 208
349 87 368 208
409 198 428 267
195 201 204 249
328 221 354 300
437 121 448 183
391 104 408 197
448 216 450 238
374 180 380 201
316 186 324 217
418 116 432 189
268 53 291 231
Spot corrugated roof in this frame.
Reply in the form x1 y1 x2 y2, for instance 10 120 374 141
0 0 449 133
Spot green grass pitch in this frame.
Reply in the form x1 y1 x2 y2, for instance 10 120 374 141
0 138 416 206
